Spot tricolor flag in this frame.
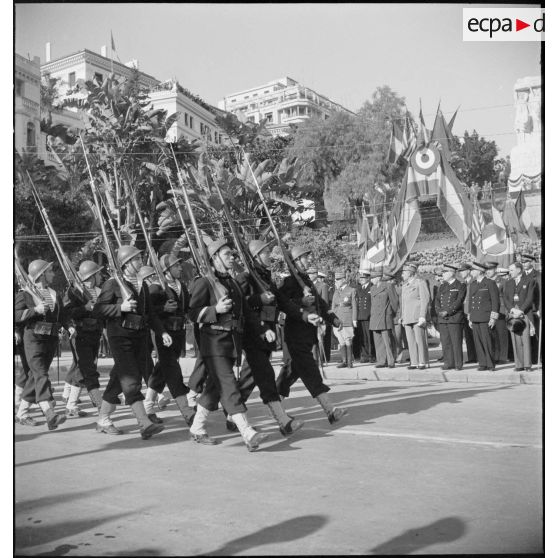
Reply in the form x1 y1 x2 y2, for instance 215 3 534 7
515 188 538 242
470 197 486 258
501 197 524 242
481 223 515 267
431 107 455 160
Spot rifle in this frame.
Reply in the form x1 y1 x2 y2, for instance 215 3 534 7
80 136 133 301
26 171 91 304
14 249 45 304
124 170 168 290
162 164 202 273
169 145 227 300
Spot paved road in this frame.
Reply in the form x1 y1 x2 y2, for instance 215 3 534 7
15 374 542 556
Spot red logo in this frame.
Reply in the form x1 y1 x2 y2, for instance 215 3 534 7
516 19 530 31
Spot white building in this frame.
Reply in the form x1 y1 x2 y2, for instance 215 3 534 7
218 77 353 136
15 53 41 154
40 44 224 146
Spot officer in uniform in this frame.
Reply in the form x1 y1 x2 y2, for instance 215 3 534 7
234 240 304 437
15 260 68 430
331 270 357 368
92 245 170 439
277 245 348 424
63 260 105 417
317 269 333 362
503 262 535 371
458 263 478 363
520 254 541 364
466 261 500 371
486 263 509 364
307 266 329 367
188 238 269 451
434 264 467 370
369 270 398 368
144 254 197 427
355 269 375 363
400 262 430 370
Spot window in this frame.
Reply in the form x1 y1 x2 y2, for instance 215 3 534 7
184 112 188 125
26 122 36 148
68 72 76 87
93 72 103 84
264 90 269 94
244 95 249 99
247 116 255 123
200 122 204 134
189 116 194 128
214 131 218 143
265 113 273 123
15 78 24 97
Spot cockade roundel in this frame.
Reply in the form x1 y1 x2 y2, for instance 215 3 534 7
410 145 441 176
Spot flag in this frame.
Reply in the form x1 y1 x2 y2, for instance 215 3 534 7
369 212 380 244
481 223 515 267
431 107 454 160
491 199 506 229
111 31 116 52
447 106 459 132
402 113 417 160
515 188 538 241
418 99 430 146
406 161 440 198
357 208 371 256
387 119 406 164
501 197 524 242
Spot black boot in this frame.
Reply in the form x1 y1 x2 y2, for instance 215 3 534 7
347 344 354 368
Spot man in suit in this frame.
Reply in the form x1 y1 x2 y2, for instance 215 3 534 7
355 269 376 363
435 264 467 370
316 270 333 362
519 253 541 364
369 271 398 368
503 262 535 371
466 261 500 371
458 262 477 363
400 262 430 370
331 270 357 368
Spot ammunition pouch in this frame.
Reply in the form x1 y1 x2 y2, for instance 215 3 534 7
121 313 146 331
165 316 185 332
33 321 58 337
208 315 244 334
260 305 277 323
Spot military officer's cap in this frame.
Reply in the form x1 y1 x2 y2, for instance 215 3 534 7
471 261 488 271
307 266 318 274
484 261 498 269
521 253 537 261
443 264 459 271
358 268 371 276
381 272 395 281
457 262 472 271
370 270 383 278
334 270 345 280
207 237 231 259
496 267 510 275
317 270 326 278
402 262 418 272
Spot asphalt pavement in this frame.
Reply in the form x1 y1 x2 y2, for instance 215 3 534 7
14 351 542 556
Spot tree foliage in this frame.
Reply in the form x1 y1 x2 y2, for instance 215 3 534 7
449 130 499 186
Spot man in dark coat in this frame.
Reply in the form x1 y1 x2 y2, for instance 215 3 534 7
519 253 541 364
369 271 398 368
435 264 467 370
458 263 478 363
503 262 535 371
466 261 500 371
355 269 376 363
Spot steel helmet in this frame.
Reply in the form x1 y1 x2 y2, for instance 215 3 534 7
28 259 53 282
137 266 156 284
290 245 311 261
117 245 142 268
78 260 103 281
248 239 273 258
159 253 183 273
207 238 231 259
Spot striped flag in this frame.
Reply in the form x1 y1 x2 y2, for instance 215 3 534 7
481 223 515 267
369 213 381 244
357 208 371 256
387 119 406 164
515 188 538 241
501 197 524 242
431 107 455 160
470 197 485 258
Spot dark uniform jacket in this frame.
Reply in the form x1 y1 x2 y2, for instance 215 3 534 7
15 288 68 335
523 268 540 312
313 279 330 307
278 272 339 342
92 277 165 338
369 281 398 331
188 272 245 359
503 275 534 321
466 277 499 323
148 280 189 336
356 283 372 321
63 286 104 334
434 280 467 324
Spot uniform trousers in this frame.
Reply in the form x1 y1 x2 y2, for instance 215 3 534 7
15 338 30 389
67 331 102 391
188 356 207 394
509 318 532 369
530 314 540 364
148 331 189 398
358 320 375 361
464 322 477 362
471 322 495 369
491 317 508 363
22 330 58 403
372 330 395 366
393 323 408 355
103 334 149 406
277 333 330 399
438 322 463 369
197 356 247 415
276 341 296 398
403 323 429 366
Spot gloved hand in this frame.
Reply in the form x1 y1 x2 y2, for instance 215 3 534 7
488 318 496 329
164 300 178 313
418 317 426 327
121 299 137 313
306 313 321 326
438 311 448 318
215 296 232 314
68 327 76 340
264 329 276 343
260 291 275 305
352 320 357 328
162 332 173 347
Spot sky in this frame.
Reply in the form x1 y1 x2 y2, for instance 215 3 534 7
15 3 541 156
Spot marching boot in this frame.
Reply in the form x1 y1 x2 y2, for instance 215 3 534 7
66 385 87 417
157 391 171 411
231 412 269 452
87 388 104 410
16 399 37 426
267 400 304 437
14 385 23 411
39 400 66 431
186 390 198 409
143 388 163 424
175 395 196 427
347 343 354 368
96 400 122 435
223 408 238 432
337 345 348 368
190 405 217 445
62 382 71 403
315 392 348 425
131 401 164 439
